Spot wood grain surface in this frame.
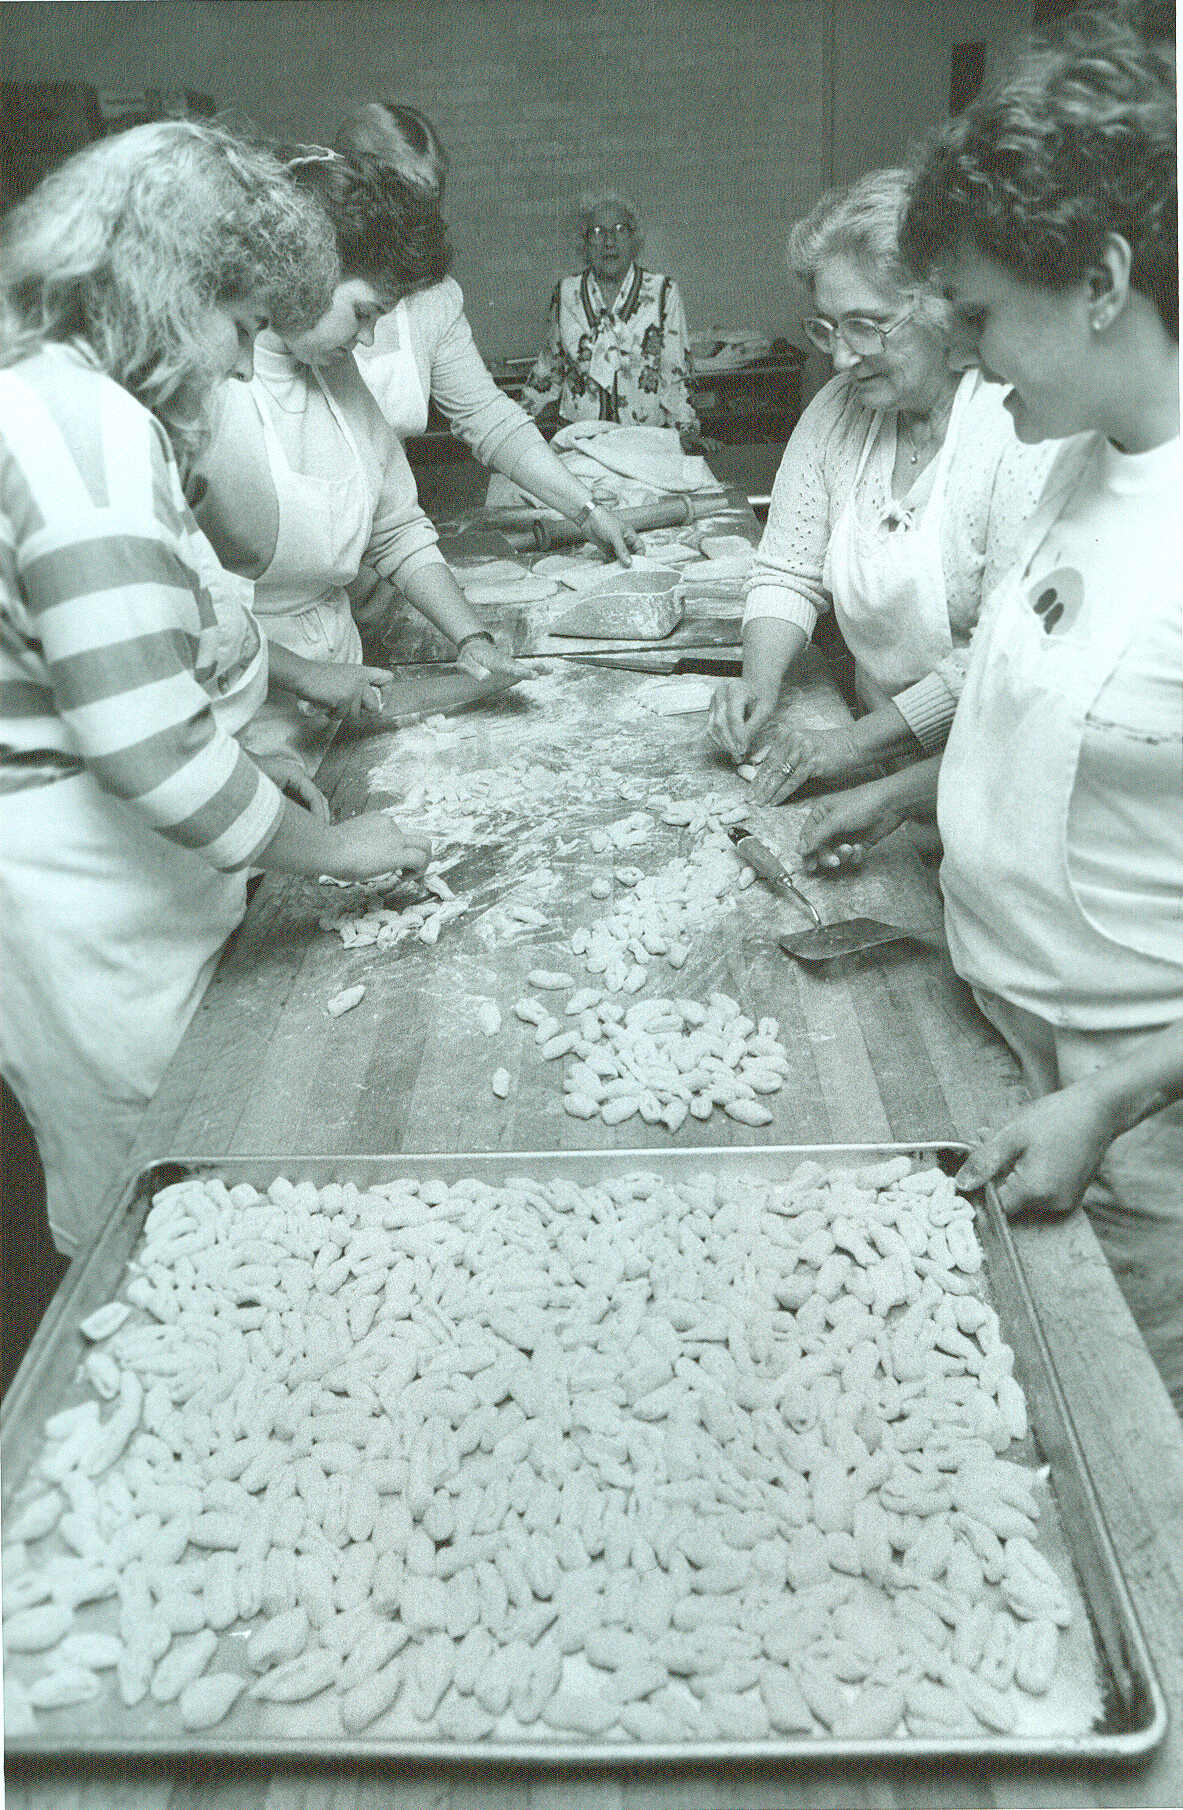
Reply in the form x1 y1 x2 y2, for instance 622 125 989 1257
7 495 1182 1809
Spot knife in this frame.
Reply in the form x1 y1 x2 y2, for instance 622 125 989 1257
566 651 742 675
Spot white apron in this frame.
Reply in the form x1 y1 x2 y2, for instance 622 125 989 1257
824 372 974 709
0 563 264 1257
355 303 430 440
191 530 270 734
938 436 1182 1021
241 365 374 769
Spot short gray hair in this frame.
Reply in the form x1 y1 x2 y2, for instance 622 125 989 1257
787 167 951 330
577 190 640 238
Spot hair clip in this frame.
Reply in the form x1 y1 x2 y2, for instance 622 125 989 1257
283 144 342 171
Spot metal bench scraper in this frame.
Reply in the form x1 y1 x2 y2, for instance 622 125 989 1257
726 824 915 961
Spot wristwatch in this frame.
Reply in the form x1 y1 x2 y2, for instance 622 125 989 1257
574 500 600 528
455 630 494 653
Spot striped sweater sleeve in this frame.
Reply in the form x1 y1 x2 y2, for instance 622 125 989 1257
0 354 283 871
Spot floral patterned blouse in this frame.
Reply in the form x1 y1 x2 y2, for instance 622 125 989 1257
520 264 699 433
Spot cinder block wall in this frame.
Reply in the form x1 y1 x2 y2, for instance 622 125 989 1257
2 0 1031 363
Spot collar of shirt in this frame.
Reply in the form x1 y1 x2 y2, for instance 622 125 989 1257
580 264 645 328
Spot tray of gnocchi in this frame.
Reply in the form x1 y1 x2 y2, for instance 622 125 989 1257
1 1145 1166 1761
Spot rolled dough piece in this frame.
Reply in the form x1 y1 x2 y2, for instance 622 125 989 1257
639 677 715 716
533 553 602 581
544 554 680 592
699 534 753 562
460 558 530 583
462 574 561 606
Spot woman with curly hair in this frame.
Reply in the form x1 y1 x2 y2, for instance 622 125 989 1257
799 15 1182 1408
195 147 533 787
0 122 431 1254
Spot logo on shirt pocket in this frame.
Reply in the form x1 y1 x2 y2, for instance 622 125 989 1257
1026 566 1084 636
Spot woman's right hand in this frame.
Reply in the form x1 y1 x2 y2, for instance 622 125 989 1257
797 778 908 872
320 814 432 883
707 680 776 764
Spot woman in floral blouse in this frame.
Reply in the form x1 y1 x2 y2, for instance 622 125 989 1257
521 193 701 442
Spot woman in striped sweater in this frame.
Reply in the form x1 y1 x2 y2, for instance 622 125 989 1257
0 122 432 1255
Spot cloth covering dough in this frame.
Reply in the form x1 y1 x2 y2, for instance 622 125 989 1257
550 422 713 493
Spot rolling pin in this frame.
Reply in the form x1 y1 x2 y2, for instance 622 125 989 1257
484 495 723 553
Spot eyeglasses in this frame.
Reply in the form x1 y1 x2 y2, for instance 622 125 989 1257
801 307 917 357
586 223 633 242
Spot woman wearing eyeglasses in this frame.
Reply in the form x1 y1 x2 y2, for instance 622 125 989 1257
520 192 702 446
708 168 1053 792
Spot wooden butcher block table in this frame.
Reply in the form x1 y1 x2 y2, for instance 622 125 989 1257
7 486 1182 1810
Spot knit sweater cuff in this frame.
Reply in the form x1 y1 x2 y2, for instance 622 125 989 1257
741 586 818 638
892 671 957 751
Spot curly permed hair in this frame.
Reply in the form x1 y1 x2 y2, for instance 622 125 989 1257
281 148 452 302
0 119 340 461
901 10 1177 338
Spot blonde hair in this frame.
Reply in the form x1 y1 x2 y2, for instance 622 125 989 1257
0 119 338 462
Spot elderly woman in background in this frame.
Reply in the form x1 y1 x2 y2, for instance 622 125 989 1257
0 123 430 1255
709 168 1053 800
196 148 534 788
334 103 637 566
521 192 702 444
800 14 1182 1409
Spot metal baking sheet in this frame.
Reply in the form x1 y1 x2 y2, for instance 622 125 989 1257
1 1144 1167 1763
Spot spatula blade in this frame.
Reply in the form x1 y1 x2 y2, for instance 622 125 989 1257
778 918 914 962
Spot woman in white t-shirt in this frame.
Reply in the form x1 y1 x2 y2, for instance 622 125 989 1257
799 17 1182 1410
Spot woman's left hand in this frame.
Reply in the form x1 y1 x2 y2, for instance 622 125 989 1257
751 725 864 805
304 662 393 721
584 505 641 565
953 1081 1120 1218
257 754 332 822
679 429 722 455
